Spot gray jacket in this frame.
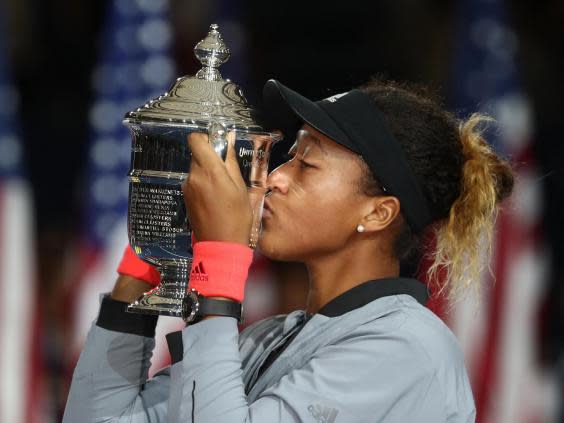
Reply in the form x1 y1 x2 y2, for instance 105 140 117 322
64 278 475 422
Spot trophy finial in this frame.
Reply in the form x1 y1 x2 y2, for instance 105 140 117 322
194 24 231 81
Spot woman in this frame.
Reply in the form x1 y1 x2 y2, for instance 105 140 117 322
64 78 513 422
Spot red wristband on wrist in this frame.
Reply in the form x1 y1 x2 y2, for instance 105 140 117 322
189 241 253 302
117 246 161 287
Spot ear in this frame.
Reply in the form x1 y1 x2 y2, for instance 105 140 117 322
361 196 401 233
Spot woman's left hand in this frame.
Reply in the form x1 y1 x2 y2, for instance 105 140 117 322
182 131 252 246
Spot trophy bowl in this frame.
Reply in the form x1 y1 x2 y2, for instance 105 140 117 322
123 24 281 317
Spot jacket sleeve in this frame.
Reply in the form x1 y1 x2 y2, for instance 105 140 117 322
63 295 170 423
168 316 457 423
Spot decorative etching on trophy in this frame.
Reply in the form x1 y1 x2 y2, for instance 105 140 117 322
129 181 188 261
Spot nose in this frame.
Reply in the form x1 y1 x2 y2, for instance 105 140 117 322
266 163 290 195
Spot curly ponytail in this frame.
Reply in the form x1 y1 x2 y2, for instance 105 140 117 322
427 114 514 300
359 78 514 300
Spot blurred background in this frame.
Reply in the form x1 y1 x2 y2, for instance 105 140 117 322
0 0 563 421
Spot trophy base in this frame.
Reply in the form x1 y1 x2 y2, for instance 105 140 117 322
126 287 183 317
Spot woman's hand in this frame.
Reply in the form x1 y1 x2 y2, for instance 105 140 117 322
182 131 252 246
110 275 152 302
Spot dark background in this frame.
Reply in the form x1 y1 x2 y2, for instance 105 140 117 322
3 0 563 419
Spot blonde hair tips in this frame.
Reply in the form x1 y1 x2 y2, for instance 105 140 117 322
427 113 514 300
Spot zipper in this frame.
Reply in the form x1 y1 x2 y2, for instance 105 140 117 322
245 314 311 396
191 380 196 421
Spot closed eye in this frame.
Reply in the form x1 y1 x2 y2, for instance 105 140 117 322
298 160 314 168
283 152 314 169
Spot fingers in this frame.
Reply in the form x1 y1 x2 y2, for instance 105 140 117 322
186 130 246 191
224 131 246 189
188 132 223 170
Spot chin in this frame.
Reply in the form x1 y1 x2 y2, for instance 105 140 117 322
257 228 294 261
257 236 283 261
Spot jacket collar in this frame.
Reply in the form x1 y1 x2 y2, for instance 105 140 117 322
315 277 429 318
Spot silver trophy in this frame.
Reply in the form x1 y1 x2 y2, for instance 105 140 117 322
123 24 281 317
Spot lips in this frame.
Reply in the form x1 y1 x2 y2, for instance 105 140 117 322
263 198 274 218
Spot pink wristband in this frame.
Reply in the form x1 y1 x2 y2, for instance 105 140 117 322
188 241 253 302
117 246 161 286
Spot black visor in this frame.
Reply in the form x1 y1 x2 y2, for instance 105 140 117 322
262 79 432 233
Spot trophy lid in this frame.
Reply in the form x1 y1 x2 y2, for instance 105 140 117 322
124 24 263 131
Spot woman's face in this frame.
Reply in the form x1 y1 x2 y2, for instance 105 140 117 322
258 124 369 261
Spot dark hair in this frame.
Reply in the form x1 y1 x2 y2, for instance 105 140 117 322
358 77 514 298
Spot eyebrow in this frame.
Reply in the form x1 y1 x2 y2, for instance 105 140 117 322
294 131 328 156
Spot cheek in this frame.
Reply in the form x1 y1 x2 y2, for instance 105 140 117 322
258 167 360 260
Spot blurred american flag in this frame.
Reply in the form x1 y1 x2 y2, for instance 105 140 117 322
65 0 181 376
0 6 42 423
435 0 558 421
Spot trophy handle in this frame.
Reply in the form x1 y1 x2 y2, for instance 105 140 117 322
208 121 228 161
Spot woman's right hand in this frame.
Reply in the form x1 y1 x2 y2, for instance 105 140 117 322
110 275 153 303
